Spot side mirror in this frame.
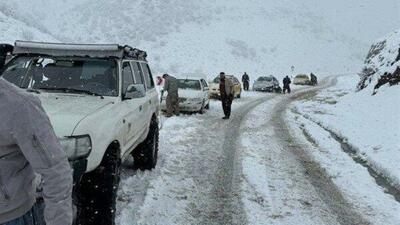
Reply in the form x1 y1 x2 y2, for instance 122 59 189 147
124 84 145 100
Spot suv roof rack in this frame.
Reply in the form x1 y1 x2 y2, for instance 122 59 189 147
13 40 147 61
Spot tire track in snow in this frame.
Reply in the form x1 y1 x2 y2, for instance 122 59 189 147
272 78 372 225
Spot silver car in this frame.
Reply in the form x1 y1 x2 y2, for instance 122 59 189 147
253 76 281 93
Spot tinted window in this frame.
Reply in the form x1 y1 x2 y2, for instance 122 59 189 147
1 56 118 96
257 77 273 81
122 62 134 95
178 79 201 90
131 62 144 85
141 63 154 89
201 79 208 87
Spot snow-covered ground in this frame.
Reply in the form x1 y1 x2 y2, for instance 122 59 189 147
115 79 400 225
286 76 400 224
289 76 400 188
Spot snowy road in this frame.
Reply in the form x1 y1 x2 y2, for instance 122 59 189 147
115 78 397 225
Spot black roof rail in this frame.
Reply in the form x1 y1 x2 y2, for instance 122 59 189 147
12 41 147 61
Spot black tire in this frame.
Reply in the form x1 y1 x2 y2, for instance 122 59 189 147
133 118 159 170
237 93 241 98
205 102 210 110
74 144 121 225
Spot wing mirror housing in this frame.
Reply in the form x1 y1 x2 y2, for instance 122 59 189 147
124 84 146 100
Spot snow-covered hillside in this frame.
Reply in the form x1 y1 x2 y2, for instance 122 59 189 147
358 29 400 94
0 0 398 80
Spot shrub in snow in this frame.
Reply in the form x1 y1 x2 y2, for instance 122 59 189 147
358 29 400 94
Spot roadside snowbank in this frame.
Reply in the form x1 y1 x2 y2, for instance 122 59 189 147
292 75 400 188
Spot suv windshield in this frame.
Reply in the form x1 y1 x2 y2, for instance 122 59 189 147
1 56 118 96
178 79 201 90
257 77 273 82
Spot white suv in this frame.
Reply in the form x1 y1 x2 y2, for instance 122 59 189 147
1 41 160 225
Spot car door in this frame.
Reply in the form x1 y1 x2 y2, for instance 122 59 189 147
140 62 158 120
121 61 146 148
200 79 210 104
130 61 149 135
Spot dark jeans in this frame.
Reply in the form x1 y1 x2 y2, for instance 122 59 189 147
221 95 233 117
283 85 291 94
243 81 249 91
1 203 45 225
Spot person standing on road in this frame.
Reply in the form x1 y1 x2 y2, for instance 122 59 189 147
162 73 180 117
283 75 291 94
0 79 73 225
242 72 250 91
220 72 235 119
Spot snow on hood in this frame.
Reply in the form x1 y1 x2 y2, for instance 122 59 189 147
178 89 203 98
358 29 400 94
38 93 113 137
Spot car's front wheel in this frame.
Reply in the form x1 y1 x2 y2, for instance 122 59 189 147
133 118 159 170
74 143 121 225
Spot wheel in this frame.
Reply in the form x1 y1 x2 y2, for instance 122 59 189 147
133 118 159 170
74 144 121 225
199 102 206 114
204 102 210 110
237 93 241 98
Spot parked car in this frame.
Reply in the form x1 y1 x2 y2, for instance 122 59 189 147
209 75 242 99
253 75 282 93
0 41 160 224
293 74 311 85
161 77 210 113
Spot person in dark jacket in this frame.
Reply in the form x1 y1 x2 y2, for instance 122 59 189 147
0 78 73 225
242 72 250 91
220 72 235 119
310 73 318 86
162 73 180 117
283 76 291 94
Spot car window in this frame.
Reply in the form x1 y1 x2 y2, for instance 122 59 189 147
201 79 208 87
131 62 144 85
178 79 201 90
122 62 134 95
141 63 155 90
1 56 119 96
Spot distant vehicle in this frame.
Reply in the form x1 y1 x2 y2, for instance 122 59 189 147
253 76 282 93
209 75 242 99
293 74 311 85
161 77 210 114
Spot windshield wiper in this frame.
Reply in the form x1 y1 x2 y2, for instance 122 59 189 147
26 88 41 94
37 87 104 99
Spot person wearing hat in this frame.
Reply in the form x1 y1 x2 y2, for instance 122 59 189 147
219 72 235 119
162 73 180 117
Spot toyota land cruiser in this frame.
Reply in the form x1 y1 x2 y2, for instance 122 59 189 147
0 41 160 225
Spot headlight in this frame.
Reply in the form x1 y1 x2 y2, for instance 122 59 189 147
60 135 92 160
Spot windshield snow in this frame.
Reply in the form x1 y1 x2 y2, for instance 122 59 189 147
178 79 201 90
1 56 118 96
257 77 273 82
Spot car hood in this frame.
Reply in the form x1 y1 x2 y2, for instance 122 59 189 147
254 81 274 86
38 93 114 137
179 89 203 99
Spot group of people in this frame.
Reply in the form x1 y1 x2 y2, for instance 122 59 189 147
162 72 293 120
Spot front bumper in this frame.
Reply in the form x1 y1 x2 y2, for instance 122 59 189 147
254 86 274 92
69 158 88 184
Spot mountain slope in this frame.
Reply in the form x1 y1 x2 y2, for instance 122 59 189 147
0 0 398 80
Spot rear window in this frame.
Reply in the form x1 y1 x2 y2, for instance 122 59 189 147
257 77 273 81
296 75 309 79
178 79 201 90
